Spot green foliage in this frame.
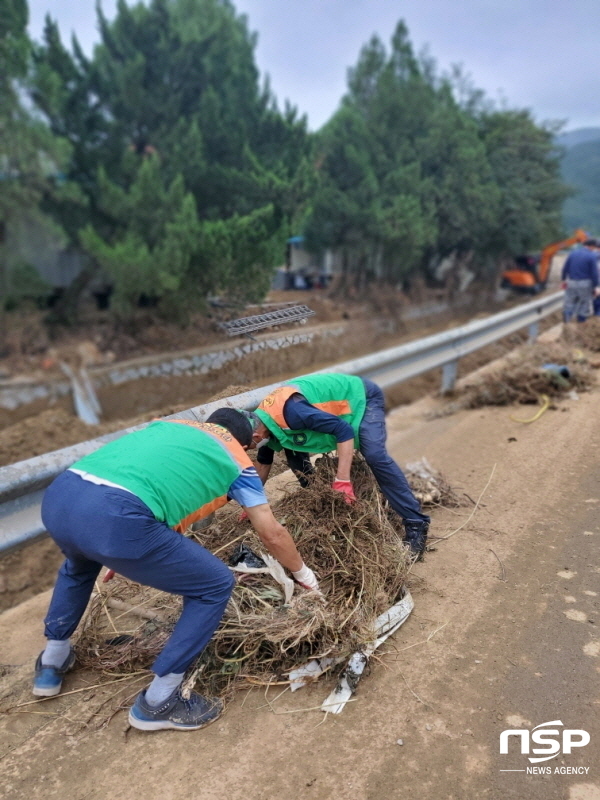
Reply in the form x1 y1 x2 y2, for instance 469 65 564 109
561 137 600 233
31 0 311 319
3 261 51 309
1 1 72 335
21 8 571 317
304 21 568 291
0 0 28 87
80 156 200 316
478 110 567 254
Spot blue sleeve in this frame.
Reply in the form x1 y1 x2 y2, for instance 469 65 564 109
561 255 570 281
283 395 355 442
592 257 599 287
228 467 268 508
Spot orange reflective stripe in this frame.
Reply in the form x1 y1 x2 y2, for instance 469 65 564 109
313 400 351 416
174 495 228 533
259 389 352 426
258 385 299 428
165 419 253 470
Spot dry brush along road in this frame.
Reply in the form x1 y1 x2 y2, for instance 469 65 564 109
1 337 599 800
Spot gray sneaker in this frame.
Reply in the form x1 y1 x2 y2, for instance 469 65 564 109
128 688 223 732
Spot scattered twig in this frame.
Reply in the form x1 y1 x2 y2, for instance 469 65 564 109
10 672 148 709
489 548 507 582
390 621 449 655
398 670 428 707
269 699 358 714
438 464 496 541
107 598 167 623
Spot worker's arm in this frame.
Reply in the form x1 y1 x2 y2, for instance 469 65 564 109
255 462 272 483
245 504 303 573
228 469 318 588
255 444 274 484
284 395 357 503
334 438 355 482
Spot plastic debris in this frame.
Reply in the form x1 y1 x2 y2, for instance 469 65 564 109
288 658 340 691
229 543 267 570
229 545 295 604
542 362 571 380
510 393 550 424
319 591 414 714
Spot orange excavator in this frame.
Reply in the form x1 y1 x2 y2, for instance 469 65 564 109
500 229 588 294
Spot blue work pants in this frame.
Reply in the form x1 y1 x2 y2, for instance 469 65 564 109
41 471 234 676
358 379 429 524
283 379 429 524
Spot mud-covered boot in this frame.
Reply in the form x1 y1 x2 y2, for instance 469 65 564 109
403 519 429 560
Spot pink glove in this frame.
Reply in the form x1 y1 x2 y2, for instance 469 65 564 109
292 563 320 592
238 510 249 522
102 569 116 583
332 479 356 504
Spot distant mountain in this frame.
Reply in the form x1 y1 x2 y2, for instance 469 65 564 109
557 127 600 150
557 128 600 233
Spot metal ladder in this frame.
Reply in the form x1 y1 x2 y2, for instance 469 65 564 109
218 305 315 337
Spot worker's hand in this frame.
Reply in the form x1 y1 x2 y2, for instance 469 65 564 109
561 281 567 290
291 563 320 592
238 510 249 522
102 569 116 583
332 479 356 504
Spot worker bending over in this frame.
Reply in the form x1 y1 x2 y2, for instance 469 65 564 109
33 408 318 732
252 373 430 559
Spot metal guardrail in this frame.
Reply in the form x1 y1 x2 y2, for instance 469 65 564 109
0 291 564 555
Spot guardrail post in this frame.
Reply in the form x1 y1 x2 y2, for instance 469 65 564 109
528 321 539 342
441 360 458 394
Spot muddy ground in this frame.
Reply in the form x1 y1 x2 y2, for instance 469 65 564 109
1 330 599 800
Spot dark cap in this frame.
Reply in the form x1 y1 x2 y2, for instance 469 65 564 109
205 408 254 447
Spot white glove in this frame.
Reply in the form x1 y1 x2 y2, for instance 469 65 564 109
291 563 320 592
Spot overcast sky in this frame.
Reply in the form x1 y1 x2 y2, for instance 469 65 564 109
26 0 600 134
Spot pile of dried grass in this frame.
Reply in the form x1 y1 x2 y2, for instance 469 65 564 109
458 343 593 409
404 458 470 508
562 316 600 353
74 456 411 699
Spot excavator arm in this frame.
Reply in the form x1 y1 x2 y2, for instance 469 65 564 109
501 229 589 293
536 228 588 287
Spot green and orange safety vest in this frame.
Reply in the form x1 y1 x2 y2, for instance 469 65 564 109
71 420 253 531
255 373 366 454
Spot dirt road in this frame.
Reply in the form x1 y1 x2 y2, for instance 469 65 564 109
1 363 599 799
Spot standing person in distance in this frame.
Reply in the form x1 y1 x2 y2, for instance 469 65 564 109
562 239 600 322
